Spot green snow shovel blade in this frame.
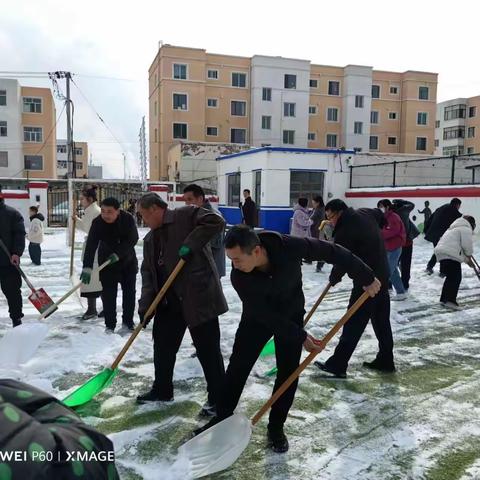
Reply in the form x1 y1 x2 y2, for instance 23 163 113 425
259 338 275 357
265 366 278 377
63 368 118 408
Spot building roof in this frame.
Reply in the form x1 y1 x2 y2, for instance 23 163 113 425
217 146 356 161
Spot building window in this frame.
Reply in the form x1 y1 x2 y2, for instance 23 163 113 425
283 130 295 144
354 121 363 134
416 137 427 151
231 100 246 116
284 74 296 89
443 146 464 156
154 101 157 116
262 87 272 101
227 173 241 206
207 69 218 79
417 112 428 125
57 160 67 169
419 86 429 100
0 121 6 137
434 139 439 147
370 111 379 124
435 120 440 128
254 170 261 207
289 170 324 206
371 84 380 99
173 93 188 110
388 112 397 120
467 147 474 154
261 116 271 130
0 90 6 106
326 134 337 148
284 102 296 117
56 145 66 153
327 107 338 122
24 155 43 170
207 98 218 108
444 104 466 120
468 126 476 138
328 81 340 96
154 128 157 142
389 86 398 95
355 95 364 108
443 126 465 140
23 97 42 113
74 147 83 156
173 123 187 139
469 106 477 118
308 105 317 115
369 136 378 150
206 126 218 136
231 128 246 144
23 126 42 142
388 137 397 145
308 132 316 141
0 151 7 167
232 72 247 88
173 63 187 80
309 79 318 88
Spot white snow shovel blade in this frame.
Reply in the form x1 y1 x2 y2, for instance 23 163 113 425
179 413 252 479
0 323 49 367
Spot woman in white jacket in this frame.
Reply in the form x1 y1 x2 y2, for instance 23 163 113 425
73 185 102 319
434 215 476 310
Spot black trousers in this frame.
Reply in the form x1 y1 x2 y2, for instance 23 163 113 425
0 265 23 324
325 287 393 374
152 298 225 403
100 270 136 329
439 259 462 304
427 241 438 270
217 317 303 429
28 243 41 265
399 244 413 290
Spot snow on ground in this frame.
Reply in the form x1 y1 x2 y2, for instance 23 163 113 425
1 228 480 480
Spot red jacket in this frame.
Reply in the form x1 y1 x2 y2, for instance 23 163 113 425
381 210 406 251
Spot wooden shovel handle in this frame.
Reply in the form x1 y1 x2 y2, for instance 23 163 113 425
110 259 185 370
303 283 331 327
251 290 370 426
70 215 76 277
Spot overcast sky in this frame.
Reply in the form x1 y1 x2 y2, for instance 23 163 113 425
1 0 479 178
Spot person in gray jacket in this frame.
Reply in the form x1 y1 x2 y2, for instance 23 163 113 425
183 184 226 278
136 193 228 417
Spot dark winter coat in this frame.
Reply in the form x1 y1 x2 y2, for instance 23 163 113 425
330 208 390 287
83 210 139 276
241 197 257 227
392 199 420 243
310 206 325 238
138 205 228 327
231 231 375 343
0 200 26 267
202 200 226 277
424 203 462 245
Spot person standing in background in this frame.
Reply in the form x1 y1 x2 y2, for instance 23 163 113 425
418 200 432 231
240 189 257 228
27 206 44 266
291 198 312 238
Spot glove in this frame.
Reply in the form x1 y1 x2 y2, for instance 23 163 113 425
80 268 92 285
107 253 120 265
178 245 192 261
139 312 155 329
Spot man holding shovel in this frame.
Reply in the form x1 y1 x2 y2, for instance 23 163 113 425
0 193 26 327
195 225 380 453
135 193 228 417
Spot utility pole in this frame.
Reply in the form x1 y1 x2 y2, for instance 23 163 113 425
139 116 148 190
123 153 126 181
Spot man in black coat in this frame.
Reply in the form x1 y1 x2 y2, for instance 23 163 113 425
424 198 462 274
81 197 139 333
0 196 26 327
195 224 380 453
315 199 395 378
240 189 257 227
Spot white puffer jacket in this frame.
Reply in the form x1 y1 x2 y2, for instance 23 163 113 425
435 217 474 263
76 202 101 233
28 216 44 244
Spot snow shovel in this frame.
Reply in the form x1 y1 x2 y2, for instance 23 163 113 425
260 283 332 363
62 258 186 408
179 290 370 479
0 239 57 318
38 254 120 320
471 256 480 281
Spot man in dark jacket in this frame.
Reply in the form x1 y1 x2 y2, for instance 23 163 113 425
424 198 462 274
0 195 26 327
136 193 227 417
195 224 380 453
81 197 139 333
315 199 395 378
183 184 226 277
240 189 257 227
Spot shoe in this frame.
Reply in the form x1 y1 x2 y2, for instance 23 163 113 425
267 425 289 453
199 402 217 417
118 323 135 335
392 293 407 301
441 301 461 311
362 360 396 373
98 310 105 318
136 389 173 404
314 361 347 379
80 311 97 320
12 318 22 328
439 272 446 278
104 327 115 334
315 267 323 273
425 268 434 275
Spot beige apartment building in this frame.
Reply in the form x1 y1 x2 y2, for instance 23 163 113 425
148 45 438 180
56 140 89 178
